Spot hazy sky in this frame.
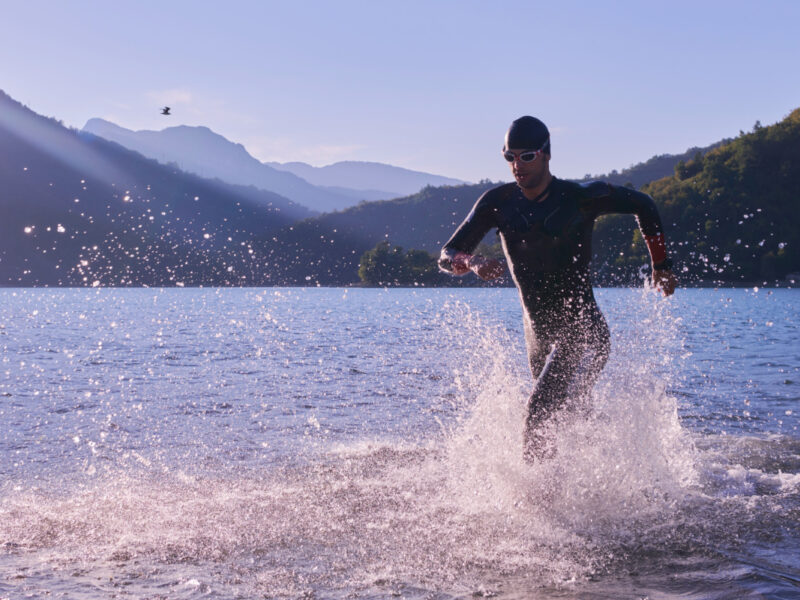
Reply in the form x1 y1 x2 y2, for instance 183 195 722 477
3 0 799 183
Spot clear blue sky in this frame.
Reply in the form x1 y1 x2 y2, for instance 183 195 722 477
2 0 799 183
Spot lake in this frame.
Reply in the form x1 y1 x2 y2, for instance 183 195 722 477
1 286 798 599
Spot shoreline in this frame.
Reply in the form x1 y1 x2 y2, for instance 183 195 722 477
0 281 797 290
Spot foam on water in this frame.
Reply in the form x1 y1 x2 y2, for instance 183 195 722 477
1 289 799 599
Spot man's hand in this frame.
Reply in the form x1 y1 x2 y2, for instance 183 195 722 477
653 268 676 296
439 250 505 280
468 255 505 280
438 251 471 275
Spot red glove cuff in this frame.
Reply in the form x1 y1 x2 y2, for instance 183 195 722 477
644 233 667 266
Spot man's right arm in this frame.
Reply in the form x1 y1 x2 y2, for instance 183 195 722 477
438 190 504 280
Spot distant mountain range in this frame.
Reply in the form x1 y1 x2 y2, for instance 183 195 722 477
82 119 465 212
5 88 795 287
0 90 311 286
265 160 464 198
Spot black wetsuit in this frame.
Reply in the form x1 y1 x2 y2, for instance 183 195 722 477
442 177 666 458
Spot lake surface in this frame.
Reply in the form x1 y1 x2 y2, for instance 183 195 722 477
1 287 798 599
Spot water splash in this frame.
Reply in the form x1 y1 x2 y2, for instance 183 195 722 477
1 288 798 599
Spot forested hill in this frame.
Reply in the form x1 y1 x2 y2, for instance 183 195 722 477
639 109 800 283
578 139 729 189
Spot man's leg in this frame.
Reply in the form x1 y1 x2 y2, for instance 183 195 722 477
523 311 548 378
568 314 611 412
522 312 611 462
523 341 582 462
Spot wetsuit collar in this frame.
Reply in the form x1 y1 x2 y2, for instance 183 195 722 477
526 177 554 203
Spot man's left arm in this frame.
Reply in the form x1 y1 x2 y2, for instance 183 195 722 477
589 183 677 296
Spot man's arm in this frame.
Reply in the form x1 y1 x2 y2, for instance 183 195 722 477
586 182 677 296
439 189 505 281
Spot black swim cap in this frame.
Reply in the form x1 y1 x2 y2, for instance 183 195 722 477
504 116 550 155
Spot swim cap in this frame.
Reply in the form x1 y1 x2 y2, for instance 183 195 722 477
504 116 550 155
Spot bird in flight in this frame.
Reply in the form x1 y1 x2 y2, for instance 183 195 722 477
161 106 171 115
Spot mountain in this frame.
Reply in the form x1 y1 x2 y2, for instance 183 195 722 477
0 90 313 286
252 182 498 286
82 119 463 212
82 119 364 213
265 160 466 198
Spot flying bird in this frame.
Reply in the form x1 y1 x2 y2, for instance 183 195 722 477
161 106 171 115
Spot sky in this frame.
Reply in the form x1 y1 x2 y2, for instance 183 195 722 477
2 0 799 183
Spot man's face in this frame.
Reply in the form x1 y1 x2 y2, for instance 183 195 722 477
506 148 550 190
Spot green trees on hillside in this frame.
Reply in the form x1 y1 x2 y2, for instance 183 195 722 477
358 242 441 286
357 241 507 287
641 109 800 282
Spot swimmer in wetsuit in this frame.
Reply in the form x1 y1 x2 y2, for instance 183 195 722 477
438 116 677 462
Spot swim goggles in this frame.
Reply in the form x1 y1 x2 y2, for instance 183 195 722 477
503 138 550 163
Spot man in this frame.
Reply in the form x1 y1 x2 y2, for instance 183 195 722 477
438 116 677 461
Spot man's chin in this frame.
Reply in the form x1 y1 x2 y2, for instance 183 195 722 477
515 176 532 188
